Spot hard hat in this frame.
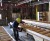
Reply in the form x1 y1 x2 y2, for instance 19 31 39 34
16 18 21 23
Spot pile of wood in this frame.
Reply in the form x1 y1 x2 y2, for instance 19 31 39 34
0 26 12 41
20 24 50 37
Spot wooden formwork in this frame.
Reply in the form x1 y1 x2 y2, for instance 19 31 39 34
20 23 50 41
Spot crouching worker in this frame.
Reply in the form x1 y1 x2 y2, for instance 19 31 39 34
13 17 25 41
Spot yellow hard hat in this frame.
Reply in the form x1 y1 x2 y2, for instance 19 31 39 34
16 18 21 23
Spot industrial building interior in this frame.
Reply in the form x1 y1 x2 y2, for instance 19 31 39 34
0 0 50 41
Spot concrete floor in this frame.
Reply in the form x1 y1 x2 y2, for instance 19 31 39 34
3 26 35 41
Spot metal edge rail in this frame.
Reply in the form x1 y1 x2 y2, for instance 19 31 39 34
26 29 50 41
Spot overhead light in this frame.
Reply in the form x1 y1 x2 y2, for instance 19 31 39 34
38 0 39 1
1 2 2 7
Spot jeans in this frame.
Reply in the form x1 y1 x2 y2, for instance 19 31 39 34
13 28 19 41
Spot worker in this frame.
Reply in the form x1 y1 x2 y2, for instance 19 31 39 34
13 17 24 41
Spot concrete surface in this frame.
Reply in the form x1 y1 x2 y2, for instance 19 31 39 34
3 26 35 41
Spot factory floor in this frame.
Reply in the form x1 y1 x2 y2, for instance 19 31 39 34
3 26 34 41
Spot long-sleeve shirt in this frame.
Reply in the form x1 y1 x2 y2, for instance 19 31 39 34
13 21 25 28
